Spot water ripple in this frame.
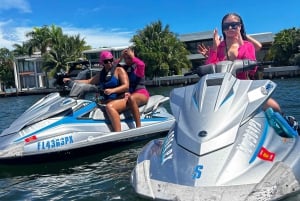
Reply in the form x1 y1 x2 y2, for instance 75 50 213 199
0 80 299 201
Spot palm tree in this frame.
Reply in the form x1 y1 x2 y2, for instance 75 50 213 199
131 20 191 78
21 24 91 76
42 28 91 76
12 42 31 56
26 25 52 55
9 24 92 89
0 48 15 88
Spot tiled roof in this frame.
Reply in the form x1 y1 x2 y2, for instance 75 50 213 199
178 31 274 43
179 31 214 42
249 32 274 43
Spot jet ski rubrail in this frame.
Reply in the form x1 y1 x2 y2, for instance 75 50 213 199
0 82 175 163
131 60 300 201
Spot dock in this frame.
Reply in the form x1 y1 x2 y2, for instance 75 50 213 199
146 66 300 86
262 66 300 79
1 66 299 97
0 88 64 97
146 74 200 86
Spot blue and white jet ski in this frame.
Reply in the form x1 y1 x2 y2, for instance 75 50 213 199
131 60 300 201
0 82 175 163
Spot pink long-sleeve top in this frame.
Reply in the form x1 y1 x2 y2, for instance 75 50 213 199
205 40 256 79
132 57 145 77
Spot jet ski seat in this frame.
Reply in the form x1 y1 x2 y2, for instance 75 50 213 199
139 95 169 115
89 95 169 120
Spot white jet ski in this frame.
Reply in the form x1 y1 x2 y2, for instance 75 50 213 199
0 82 175 164
131 60 300 201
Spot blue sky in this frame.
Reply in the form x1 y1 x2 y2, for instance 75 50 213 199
0 0 299 50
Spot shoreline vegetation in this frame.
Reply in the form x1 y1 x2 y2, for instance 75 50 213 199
1 65 299 98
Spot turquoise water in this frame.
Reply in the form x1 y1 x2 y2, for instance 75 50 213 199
0 78 299 201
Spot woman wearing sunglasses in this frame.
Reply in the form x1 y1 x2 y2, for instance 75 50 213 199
205 13 282 113
206 13 257 79
64 51 129 132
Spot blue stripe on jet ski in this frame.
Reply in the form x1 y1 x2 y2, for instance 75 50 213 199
141 117 168 122
248 118 269 164
14 100 169 142
192 93 199 109
220 89 234 107
14 102 101 142
73 101 97 116
14 118 103 143
16 116 168 142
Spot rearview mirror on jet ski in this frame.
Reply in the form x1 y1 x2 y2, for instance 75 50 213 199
68 81 100 99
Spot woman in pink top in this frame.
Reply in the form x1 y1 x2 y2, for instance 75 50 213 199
118 48 150 128
206 13 281 112
206 13 257 79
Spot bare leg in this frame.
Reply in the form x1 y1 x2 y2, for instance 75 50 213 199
127 93 149 128
105 98 128 132
262 98 281 112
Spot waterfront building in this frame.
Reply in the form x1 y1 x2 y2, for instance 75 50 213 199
13 52 47 92
12 32 274 91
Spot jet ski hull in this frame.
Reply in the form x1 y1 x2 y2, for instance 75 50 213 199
0 92 175 164
0 132 166 165
131 60 300 201
131 137 300 201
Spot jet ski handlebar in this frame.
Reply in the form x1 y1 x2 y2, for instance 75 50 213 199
184 59 273 77
69 81 100 99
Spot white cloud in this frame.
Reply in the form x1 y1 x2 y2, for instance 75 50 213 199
0 20 31 50
62 27 133 48
0 0 31 13
0 1 133 50
0 22 133 50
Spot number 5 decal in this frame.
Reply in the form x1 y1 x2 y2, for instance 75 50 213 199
192 165 203 179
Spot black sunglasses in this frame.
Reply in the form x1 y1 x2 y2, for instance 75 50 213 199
103 58 113 64
222 22 241 30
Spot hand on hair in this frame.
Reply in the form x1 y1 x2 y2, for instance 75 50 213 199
126 48 135 59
